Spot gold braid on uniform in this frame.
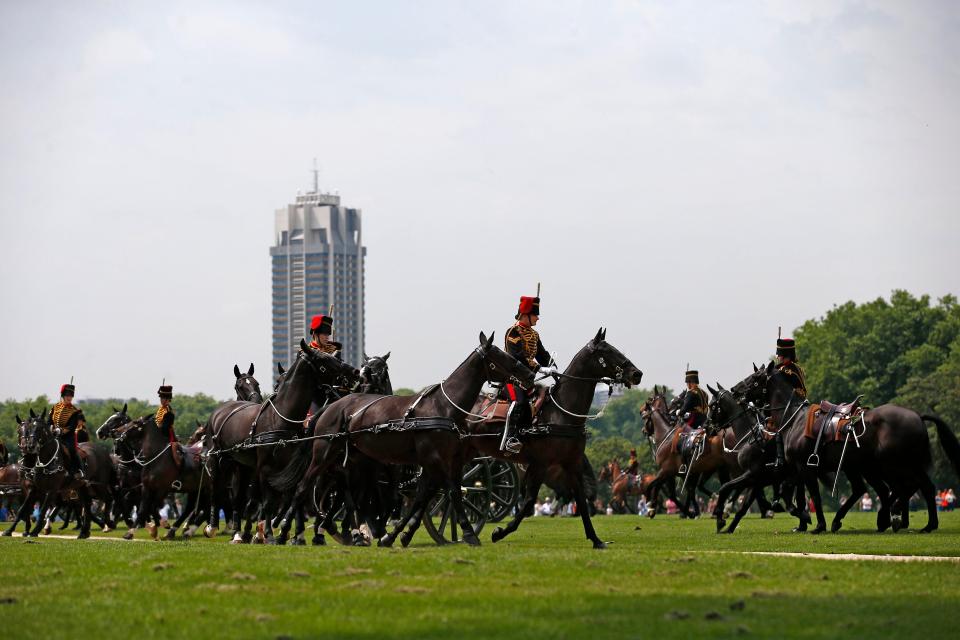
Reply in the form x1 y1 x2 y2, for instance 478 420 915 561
310 340 340 355
514 323 540 367
155 405 169 428
51 401 78 430
692 387 709 414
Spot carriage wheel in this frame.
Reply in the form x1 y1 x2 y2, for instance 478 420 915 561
421 458 491 544
486 459 521 523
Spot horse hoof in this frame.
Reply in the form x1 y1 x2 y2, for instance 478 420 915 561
378 535 394 548
123 532 134 540
490 527 505 543
42 527 51 536
830 521 842 533
1 530 11 537
715 520 726 533
312 534 326 546
920 525 937 534
593 541 607 550
77 531 90 540
204 526 217 539
291 536 306 546
810 527 826 535
164 530 176 541
463 534 481 547
231 533 244 544
241 532 253 544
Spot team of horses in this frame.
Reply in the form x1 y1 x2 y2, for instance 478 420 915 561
2 329 644 548
598 362 960 535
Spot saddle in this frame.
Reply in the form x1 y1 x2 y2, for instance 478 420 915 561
673 429 706 462
803 399 864 443
476 386 549 422
818 395 863 417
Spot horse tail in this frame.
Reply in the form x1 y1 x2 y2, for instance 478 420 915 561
922 415 960 480
267 444 311 492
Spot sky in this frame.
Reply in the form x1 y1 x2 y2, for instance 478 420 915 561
1 1 958 401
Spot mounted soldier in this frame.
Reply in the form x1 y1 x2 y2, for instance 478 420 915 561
309 314 342 357
156 383 181 467
626 449 640 476
678 369 709 429
501 290 555 453
771 335 807 468
50 381 86 477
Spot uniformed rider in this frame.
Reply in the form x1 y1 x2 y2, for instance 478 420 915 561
678 369 709 429
771 337 807 468
156 384 181 466
309 314 342 356
501 294 555 453
50 382 86 477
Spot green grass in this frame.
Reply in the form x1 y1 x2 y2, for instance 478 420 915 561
2 512 959 639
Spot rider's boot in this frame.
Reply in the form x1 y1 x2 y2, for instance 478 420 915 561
499 401 522 454
768 433 785 469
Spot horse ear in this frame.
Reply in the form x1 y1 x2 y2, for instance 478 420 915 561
593 328 604 343
15 414 22 424
278 363 285 375
123 402 128 414
41 408 47 421
383 351 390 361
30 408 36 419
753 362 758 372
234 364 241 379
479 331 487 345
363 351 369 361
300 338 309 351
717 382 725 391
601 327 607 341
248 363 255 376
707 384 717 396
196 419 202 427
766 360 775 373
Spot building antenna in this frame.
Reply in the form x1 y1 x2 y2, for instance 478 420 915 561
312 158 319 193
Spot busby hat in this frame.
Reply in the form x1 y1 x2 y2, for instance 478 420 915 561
60 383 76 397
685 370 700 384
516 296 540 319
776 338 797 360
158 384 173 399
629 449 637 457
310 314 333 336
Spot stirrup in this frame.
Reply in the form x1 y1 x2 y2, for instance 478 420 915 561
806 453 820 467
502 437 522 454
678 464 687 475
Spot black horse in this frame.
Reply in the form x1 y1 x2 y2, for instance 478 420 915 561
288 332 534 547
204 340 359 544
469 329 644 549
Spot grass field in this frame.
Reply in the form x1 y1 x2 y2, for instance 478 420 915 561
3 511 959 639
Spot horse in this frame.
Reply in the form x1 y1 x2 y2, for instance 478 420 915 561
735 361 960 533
599 459 649 514
464 328 643 549
285 332 534 547
234 363 264 404
3 410 95 538
204 340 360 544
114 406 209 540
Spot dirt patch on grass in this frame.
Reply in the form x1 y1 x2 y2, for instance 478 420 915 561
738 552 960 563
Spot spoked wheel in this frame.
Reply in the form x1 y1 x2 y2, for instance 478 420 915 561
486 458 522 523
421 457 491 544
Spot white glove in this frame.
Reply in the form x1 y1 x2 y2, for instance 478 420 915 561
538 366 557 376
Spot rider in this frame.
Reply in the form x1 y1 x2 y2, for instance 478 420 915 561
501 294 555 453
156 384 180 466
50 382 86 477
678 369 709 429
308 314 342 357
626 449 640 476
771 337 807 468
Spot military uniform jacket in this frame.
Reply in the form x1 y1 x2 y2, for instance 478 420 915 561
310 339 343 358
680 387 709 418
51 401 85 433
155 405 176 432
505 322 551 371
777 362 808 399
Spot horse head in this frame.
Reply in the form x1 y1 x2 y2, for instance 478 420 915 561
97 403 130 440
234 362 264 403
477 331 537 390
569 328 644 388
300 338 361 390
359 351 393 395
21 411 51 456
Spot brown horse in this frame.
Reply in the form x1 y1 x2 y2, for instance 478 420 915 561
467 329 643 549
599 459 650 513
286 332 533 547
204 340 359 544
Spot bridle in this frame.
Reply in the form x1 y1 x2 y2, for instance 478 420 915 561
439 342 532 420
235 374 263 403
544 343 638 420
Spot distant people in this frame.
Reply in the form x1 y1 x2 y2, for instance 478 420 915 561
947 488 956 511
50 381 86 477
860 493 873 512
678 369 709 428
533 500 542 516
637 496 649 517
605 503 614 516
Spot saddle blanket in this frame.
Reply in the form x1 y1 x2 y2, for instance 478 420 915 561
804 404 859 443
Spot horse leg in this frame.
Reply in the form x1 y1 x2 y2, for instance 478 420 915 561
831 472 866 533
918 474 939 533
568 465 606 549
492 463 546 543
722 486 757 534
447 476 481 547
862 468 891 532
4 489 33 536
713 470 756 533
29 492 54 537
76 488 92 539
801 470 827 534
792 482 809 532
381 474 429 548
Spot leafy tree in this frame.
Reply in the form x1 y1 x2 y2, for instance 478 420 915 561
393 388 416 396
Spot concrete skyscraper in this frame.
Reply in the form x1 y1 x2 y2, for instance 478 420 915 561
270 172 365 381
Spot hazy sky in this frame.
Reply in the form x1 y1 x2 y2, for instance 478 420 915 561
1 1 958 401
